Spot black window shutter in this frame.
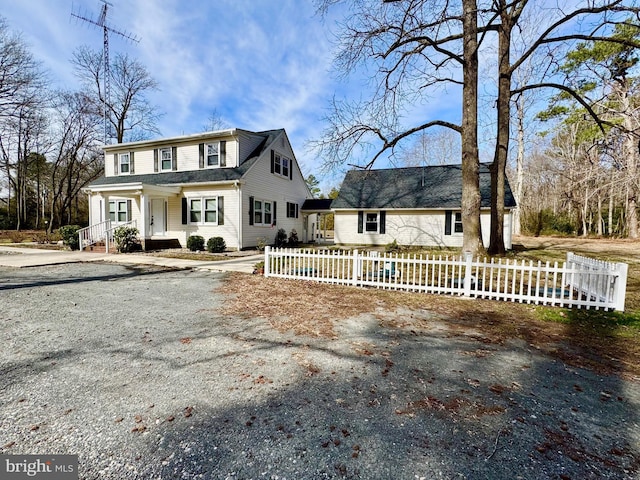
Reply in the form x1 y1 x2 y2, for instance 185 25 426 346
445 210 452 235
126 199 132 222
270 150 275 173
220 141 226 167
181 198 188 225
379 211 386 234
358 211 363 234
129 152 135 174
295 204 299 219
249 196 254 225
199 143 204 169
114 154 118 175
218 196 224 225
289 159 293 180
172 146 178 171
273 201 277 226
154 149 158 172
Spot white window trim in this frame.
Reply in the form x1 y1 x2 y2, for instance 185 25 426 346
109 200 130 223
365 211 379 233
454 212 463 234
206 142 220 168
253 198 273 226
273 153 290 179
119 153 130 175
188 196 219 225
286 201 298 219
160 147 173 171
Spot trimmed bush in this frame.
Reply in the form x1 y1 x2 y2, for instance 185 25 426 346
207 236 226 253
113 225 140 253
58 225 81 250
274 228 287 247
187 235 205 252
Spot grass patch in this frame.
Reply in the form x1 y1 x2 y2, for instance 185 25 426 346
150 251 230 262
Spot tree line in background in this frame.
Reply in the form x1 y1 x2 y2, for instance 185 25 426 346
313 0 640 254
0 16 159 232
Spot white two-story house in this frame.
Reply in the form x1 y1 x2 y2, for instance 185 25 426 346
82 128 314 250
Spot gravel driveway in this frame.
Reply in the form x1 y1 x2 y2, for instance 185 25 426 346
1 263 639 479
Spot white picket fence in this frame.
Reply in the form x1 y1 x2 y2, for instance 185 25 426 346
264 246 628 311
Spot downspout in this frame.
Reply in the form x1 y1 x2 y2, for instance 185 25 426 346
236 181 242 250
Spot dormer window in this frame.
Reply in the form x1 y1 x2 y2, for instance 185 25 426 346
160 148 172 171
207 142 219 167
119 153 130 174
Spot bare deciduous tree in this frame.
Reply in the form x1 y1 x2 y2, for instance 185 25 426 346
72 45 162 144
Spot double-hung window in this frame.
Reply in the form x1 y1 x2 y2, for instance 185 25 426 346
273 153 290 178
160 148 172 171
119 153 130 174
365 212 378 232
252 198 273 226
189 197 220 225
286 202 298 218
206 142 219 167
109 200 130 223
454 212 463 233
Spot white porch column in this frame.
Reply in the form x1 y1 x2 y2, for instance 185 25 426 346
86 192 92 226
103 194 109 223
139 193 148 240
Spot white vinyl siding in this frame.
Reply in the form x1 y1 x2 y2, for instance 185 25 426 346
174 185 238 248
334 209 513 249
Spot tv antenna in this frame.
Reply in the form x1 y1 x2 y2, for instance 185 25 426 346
71 0 140 144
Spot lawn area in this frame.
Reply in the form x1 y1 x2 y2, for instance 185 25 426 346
222 235 640 379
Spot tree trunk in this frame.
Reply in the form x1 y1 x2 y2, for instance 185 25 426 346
609 173 615 236
488 9 512 255
461 0 483 256
513 94 525 236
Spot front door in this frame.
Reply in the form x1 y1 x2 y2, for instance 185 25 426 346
150 199 166 236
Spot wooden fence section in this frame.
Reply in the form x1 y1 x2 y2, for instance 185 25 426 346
264 247 628 311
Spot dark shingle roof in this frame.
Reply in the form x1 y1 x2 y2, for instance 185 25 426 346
301 199 333 211
331 164 516 210
88 161 254 187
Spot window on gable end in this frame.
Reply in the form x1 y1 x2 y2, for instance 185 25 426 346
252 198 274 226
286 202 298 218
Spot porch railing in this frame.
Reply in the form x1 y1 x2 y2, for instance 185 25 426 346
264 247 628 312
78 220 112 251
78 220 137 253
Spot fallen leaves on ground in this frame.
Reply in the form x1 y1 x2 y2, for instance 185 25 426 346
220 273 640 378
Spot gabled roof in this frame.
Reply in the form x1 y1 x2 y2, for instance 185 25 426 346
88 129 283 188
331 163 516 210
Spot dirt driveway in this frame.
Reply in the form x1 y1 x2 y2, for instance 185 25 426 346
0 262 639 479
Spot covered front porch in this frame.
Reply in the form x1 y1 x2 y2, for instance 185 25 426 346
82 182 182 251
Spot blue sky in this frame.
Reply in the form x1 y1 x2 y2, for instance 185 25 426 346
2 0 366 191
1 0 598 193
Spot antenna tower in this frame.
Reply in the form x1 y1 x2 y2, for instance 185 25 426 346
71 1 140 144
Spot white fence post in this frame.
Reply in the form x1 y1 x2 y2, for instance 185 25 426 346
463 251 473 297
352 249 359 286
613 262 628 312
264 246 271 277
